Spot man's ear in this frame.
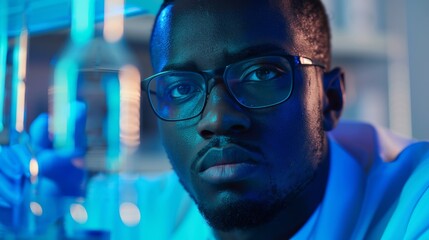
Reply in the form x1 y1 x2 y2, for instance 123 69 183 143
322 67 345 131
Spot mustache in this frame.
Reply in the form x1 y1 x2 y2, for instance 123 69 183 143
191 136 262 170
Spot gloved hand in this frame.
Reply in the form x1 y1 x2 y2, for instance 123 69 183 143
0 144 31 232
0 144 31 209
0 101 87 230
29 101 87 196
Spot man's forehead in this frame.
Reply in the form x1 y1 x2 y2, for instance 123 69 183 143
171 0 292 10
152 0 312 70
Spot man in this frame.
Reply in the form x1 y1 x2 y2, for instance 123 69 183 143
141 0 429 239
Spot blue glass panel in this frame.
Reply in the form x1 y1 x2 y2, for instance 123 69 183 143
5 0 163 37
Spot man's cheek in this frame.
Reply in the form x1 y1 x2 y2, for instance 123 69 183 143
161 126 196 167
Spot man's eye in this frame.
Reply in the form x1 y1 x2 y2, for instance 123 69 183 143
242 66 284 82
168 83 199 99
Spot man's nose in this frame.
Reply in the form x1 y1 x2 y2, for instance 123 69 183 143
197 84 251 139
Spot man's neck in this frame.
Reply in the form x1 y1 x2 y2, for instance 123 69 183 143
213 142 331 240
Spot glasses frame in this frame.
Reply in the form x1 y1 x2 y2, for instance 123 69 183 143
141 53 326 121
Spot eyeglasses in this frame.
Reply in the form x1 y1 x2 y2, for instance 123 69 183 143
142 54 325 121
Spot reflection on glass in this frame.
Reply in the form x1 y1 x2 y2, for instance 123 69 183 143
29 201 43 217
119 202 141 227
0 0 7 141
104 0 125 43
118 65 141 149
70 203 89 224
29 157 38 182
12 27 28 135
0 0 29 146
52 0 141 174
51 0 142 238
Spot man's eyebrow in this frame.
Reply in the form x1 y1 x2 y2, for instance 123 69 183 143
161 62 197 72
161 44 286 71
226 44 287 60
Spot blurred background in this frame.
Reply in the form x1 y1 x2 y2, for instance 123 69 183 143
323 0 429 140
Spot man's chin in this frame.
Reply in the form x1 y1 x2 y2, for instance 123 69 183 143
197 197 286 232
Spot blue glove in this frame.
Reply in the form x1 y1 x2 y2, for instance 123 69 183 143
0 101 87 230
0 144 31 209
30 101 87 196
0 144 31 231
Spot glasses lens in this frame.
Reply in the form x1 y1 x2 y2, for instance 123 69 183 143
147 72 206 120
226 56 293 108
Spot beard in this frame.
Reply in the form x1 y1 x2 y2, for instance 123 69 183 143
198 196 285 231
195 179 311 231
193 162 319 232
194 127 325 231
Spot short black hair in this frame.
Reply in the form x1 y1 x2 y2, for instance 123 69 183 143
151 0 331 69
290 0 331 69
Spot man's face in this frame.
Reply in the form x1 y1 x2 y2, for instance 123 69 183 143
151 0 328 231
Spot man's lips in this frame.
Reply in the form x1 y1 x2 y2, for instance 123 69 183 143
197 145 260 172
195 144 263 183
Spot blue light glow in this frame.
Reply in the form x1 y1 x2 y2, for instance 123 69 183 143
0 1 7 132
10 35 20 142
105 73 120 171
53 54 78 149
71 0 95 45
